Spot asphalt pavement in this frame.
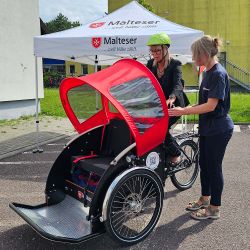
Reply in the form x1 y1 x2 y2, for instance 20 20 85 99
0 127 249 250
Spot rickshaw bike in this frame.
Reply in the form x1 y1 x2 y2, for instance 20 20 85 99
10 59 199 245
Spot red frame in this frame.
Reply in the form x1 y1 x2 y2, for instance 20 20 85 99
60 59 169 156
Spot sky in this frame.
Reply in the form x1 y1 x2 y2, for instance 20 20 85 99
39 0 108 25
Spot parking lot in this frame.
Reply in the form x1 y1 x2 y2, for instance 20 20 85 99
0 129 249 250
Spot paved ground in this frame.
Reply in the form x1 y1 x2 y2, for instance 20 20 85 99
0 124 249 249
0 116 75 142
0 116 76 160
0 115 249 159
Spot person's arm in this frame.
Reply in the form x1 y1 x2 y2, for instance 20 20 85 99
167 62 183 106
168 98 219 117
171 64 183 94
169 71 226 117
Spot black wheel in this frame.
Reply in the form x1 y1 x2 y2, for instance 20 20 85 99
171 139 199 190
104 168 163 245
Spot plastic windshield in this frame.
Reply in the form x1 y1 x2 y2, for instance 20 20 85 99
110 77 164 134
67 85 101 123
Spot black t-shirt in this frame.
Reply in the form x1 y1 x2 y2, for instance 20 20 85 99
198 63 234 136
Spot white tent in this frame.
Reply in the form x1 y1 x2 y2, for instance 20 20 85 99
33 1 203 151
34 1 203 65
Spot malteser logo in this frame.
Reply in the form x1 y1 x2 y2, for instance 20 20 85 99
108 20 160 26
89 22 105 28
92 37 102 48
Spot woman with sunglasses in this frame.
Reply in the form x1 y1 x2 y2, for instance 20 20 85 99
146 32 189 166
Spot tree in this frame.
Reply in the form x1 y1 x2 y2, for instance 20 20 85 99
138 0 155 13
45 13 81 33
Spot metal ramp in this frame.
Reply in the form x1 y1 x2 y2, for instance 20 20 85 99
10 195 96 242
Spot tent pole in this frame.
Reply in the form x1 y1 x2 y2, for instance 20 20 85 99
33 56 43 153
94 55 99 110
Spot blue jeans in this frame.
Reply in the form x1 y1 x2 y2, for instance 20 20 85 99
199 129 233 206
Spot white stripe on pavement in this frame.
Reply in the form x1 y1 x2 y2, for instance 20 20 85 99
47 143 66 146
0 161 54 165
22 151 61 154
233 125 241 132
173 124 243 133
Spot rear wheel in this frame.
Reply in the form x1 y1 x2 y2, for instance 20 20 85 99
104 168 163 245
171 139 199 190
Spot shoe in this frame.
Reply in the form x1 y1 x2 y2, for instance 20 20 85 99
169 156 182 167
190 206 220 220
186 196 210 211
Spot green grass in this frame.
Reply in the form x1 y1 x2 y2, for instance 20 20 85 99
230 93 250 122
186 92 250 122
0 115 34 127
0 88 249 127
40 87 101 118
39 88 250 123
40 88 66 117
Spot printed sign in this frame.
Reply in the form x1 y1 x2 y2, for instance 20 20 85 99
146 152 160 170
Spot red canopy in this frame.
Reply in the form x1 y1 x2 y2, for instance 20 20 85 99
60 59 169 156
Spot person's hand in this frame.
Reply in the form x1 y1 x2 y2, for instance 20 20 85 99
166 97 176 108
168 107 185 116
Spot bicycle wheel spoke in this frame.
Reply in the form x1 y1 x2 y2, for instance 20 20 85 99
113 199 127 204
142 184 154 201
124 182 134 195
108 171 162 242
140 179 151 196
117 190 126 199
171 140 199 190
142 192 157 203
113 211 131 228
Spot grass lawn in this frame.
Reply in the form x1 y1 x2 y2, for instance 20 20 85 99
40 87 100 118
0 115 34 127
40 88 250 123
1 87 248 128
186 92 250 122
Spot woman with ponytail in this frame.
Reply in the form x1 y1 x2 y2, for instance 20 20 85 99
169 35 234 220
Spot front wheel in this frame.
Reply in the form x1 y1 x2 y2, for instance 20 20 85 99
171 139 199 190
104 168 163 245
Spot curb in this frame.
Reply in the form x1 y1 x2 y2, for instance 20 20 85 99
233 122 250 125
178 121 250 125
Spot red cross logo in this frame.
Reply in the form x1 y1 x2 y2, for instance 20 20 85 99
89 22 105 28
92 37 102 48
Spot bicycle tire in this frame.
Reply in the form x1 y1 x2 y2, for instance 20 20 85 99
170 139 199 191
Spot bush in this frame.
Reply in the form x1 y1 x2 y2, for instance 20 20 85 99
43 71 65 88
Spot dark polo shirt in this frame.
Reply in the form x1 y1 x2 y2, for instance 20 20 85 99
198 63 234 136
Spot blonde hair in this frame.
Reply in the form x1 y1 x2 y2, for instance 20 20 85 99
191 35 223 61
151 45 170 67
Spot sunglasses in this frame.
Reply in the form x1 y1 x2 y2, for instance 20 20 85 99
149 48 163 55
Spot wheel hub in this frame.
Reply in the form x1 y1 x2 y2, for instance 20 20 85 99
125 193 142 214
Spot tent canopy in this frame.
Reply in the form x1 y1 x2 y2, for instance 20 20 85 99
34 1 203 65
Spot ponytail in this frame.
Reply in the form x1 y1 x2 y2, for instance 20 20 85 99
191 35 223 60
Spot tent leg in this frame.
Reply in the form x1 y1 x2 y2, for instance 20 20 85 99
95 55 99 111
33 56 43 153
